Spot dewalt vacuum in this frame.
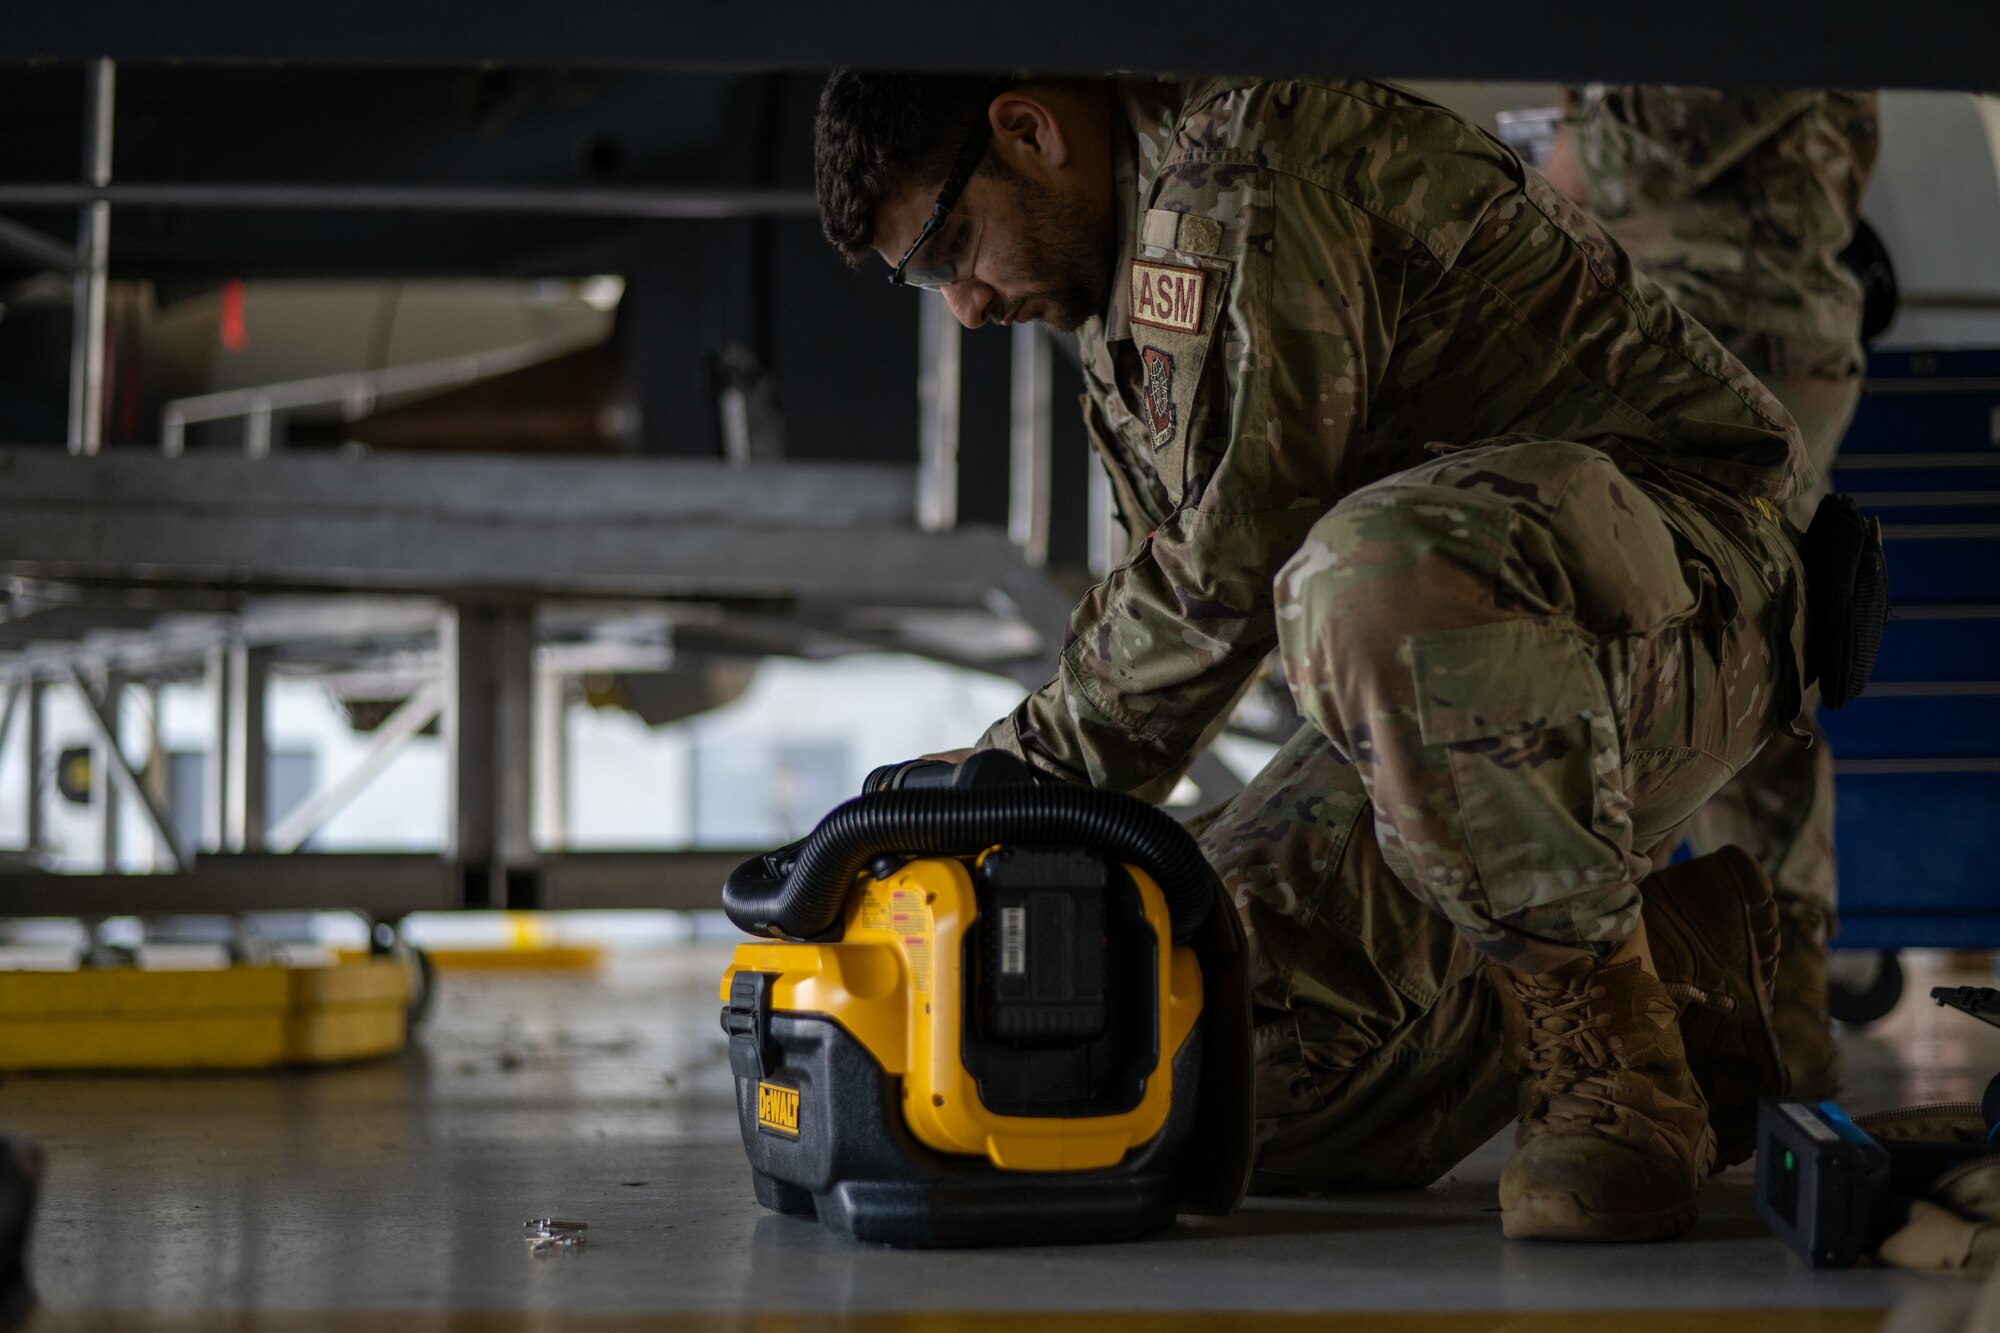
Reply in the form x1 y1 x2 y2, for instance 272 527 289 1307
719 750 1251 1246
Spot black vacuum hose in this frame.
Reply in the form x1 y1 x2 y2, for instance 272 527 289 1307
722 785 1217 944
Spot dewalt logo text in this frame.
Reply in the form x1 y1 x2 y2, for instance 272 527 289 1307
757 1081 800 1137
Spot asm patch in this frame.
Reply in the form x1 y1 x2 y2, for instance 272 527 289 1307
1130 261 1206 334
1141 345 1178 452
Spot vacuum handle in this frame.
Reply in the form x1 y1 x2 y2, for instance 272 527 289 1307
724 752 1208 943
863 759 959 793
863 750 1042 793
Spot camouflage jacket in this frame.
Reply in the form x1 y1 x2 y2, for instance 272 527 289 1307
977 76 1807 792
1568 86 1879 375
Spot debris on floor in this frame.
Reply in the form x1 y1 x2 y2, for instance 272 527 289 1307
523 1218 588 1254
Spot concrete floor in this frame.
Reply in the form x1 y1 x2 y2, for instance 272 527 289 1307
5 943 1998 1332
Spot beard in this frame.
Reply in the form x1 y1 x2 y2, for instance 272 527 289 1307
996 180 1115 334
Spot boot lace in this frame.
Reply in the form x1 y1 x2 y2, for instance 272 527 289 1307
1517 977 1623 1127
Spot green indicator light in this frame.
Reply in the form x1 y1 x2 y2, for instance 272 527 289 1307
1784 1151 1796 1172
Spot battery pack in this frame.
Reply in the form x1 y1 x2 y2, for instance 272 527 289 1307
978 848 1108 1045
1755 1099 1892 1268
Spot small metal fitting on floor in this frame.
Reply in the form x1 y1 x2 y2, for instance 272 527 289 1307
523 1218 588 1253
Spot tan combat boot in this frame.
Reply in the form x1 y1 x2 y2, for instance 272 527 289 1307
1497 923 1715 1242
1640 846 1790 1170
1772 899 1842 1098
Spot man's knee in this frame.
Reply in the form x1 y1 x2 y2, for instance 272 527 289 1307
1274 442 1701 725
1271 441 1620 678
1275 474 1520 644
1273 469 1540 760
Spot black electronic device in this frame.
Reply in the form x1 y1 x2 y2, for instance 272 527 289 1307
1756 1099 1894 1268
1757 985 2000 1268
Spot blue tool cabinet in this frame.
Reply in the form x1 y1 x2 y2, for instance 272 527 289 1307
1819 348 2000 952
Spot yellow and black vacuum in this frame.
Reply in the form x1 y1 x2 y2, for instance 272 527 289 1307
719 751 1251 1246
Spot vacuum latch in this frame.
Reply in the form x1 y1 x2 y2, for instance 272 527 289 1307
721 971 778 1081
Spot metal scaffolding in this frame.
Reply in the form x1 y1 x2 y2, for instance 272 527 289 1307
0 56 1138 932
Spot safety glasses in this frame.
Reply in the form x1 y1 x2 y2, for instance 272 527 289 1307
888 76 1015 290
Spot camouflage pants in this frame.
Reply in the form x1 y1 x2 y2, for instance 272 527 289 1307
1195 725 1516 1190
1201 438 1809 1186
1684 355 1862 924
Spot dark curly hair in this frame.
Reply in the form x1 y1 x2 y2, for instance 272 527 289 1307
813 71 1014 269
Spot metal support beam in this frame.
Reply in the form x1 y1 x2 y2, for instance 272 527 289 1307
0 597 447 686
89 669 121 870
266 682 444 853
0 181 816 218
225 643 270 853
916 292 961 534
1009 323 1052 567
0 684 17 858
142 683 170 872
23 682 44 856
0 686 19 762
0 454 948 606
537 851 763 911
202 644 230 853
442 607 489 879
494 611 536 884
0 850 754 918
70 667 184 872
0 215 80 274
0 854 460 918
66 58 113 456
442 605 538 905
533 668 569 852
243 403 274 459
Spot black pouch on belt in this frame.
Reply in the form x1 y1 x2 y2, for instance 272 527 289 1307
1800 492 1889 709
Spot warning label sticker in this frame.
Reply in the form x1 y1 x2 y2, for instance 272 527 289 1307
859 880 934 994
889 887 932 994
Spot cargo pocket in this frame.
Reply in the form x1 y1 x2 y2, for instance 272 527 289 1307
1252 1013 1328 1118
1409 618 1630 934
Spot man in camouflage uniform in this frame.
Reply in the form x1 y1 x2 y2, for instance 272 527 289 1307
1547 88 1881 1095
815 73 1804 1241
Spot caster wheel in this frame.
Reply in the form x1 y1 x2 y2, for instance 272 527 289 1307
1828 949 1904 1027
79 942 138 969
369 921 436 1032
404 943 437 1031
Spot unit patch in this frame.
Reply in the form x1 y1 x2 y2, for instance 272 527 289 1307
756 1081 800 1137
1141 346 1178 452
1130 261 1206 334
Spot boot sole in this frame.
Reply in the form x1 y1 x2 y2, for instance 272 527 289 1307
1502 1189 1699 1243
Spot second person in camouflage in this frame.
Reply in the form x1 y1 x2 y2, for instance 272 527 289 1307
1548 85 1881 1096
815 72 1805 1241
